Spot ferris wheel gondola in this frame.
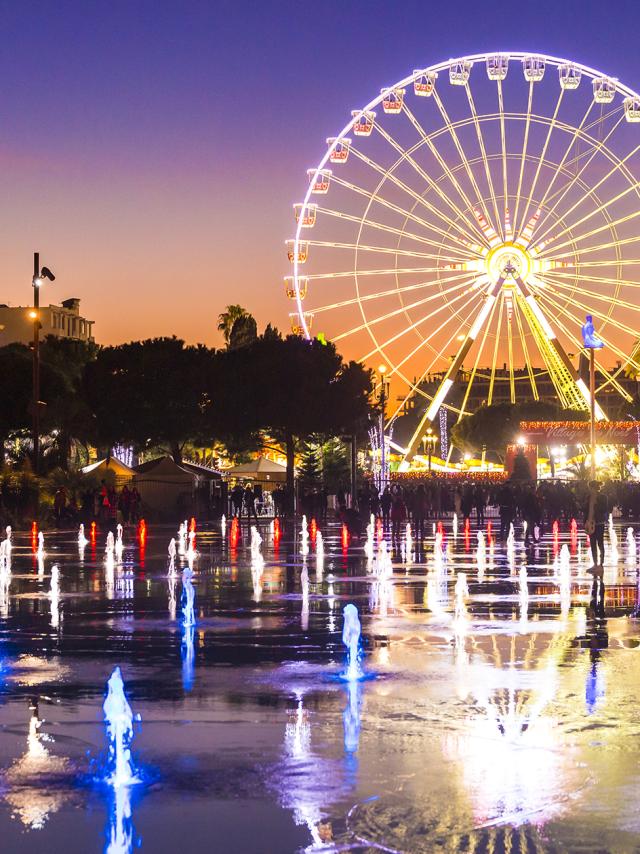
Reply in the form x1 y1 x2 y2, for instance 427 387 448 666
286 51 640 464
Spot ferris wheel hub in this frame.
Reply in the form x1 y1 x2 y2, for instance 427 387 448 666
486 242 532 284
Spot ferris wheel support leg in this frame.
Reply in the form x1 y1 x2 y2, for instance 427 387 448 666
400 277 503 467
514 277 607 420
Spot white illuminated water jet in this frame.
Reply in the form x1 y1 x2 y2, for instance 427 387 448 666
221 514 226 535
102 666 138 788
181 567 196 627
186 530 197 561
167 573 177 620
475 531 487 581
376 540 393 579
627 527 636 548
250 526 262 553
49 564 60 629
78 524 88 548
342 603 362 681
609 514 618 549
5 525 11 549
507 523 515 552
452 513 458 537
167 538 177 574
519 565 529 626
315 531 324 580
105 531 115 557
301 564 309 630
36 531 45 559
178 521 187 554
300 523 309 557
454 572 469 621
404 523 413 561
115 526 124 561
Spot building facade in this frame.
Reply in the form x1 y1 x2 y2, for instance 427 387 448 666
0 298 94 345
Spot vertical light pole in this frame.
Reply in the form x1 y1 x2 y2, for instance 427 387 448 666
422 427 436 472
581 313 603 481
378 365 388 489
30 253 55 475
589 347 596 480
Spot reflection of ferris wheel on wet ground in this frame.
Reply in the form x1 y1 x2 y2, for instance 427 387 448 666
286 52 640 462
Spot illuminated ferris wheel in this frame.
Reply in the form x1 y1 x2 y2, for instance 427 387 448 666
285 52 640 463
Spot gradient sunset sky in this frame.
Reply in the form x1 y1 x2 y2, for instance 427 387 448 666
1 0 638 349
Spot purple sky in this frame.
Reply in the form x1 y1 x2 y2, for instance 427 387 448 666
0 0 637 350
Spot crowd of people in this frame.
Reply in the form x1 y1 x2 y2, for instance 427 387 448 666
53 481 142 528
349 476 637 544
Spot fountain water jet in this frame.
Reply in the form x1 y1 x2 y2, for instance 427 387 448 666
78 524 88 548
102 666 139 788
181 568 196 627
342 604 362 681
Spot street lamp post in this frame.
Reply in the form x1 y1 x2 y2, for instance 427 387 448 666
422 427 436 472
581 314 603 481
31 252 55 474
378 365 389 489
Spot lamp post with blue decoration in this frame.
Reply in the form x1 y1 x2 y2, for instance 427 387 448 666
581 315 604 480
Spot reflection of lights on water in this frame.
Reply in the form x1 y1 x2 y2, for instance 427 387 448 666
182 624 195 693
167 574 177 620
518 566 529 629
3 702 70 830
49 564 61 629
105 783 134 854
301 564 310 630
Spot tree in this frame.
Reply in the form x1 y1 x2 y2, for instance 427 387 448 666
228 313 257 350
217 305 252 346
84 337 211 463
207 334 373 512
298 441 322 488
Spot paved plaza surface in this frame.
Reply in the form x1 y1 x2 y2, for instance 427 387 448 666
0 519 639 853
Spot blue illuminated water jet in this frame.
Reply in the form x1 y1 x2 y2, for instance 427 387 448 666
342 603 363 681
102 667 139 788
182 624 195 692
181 567 196 627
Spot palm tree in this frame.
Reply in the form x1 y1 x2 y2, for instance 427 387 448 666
217 305 250 345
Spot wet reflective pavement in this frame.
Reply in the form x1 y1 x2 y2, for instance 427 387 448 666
0 518 639 853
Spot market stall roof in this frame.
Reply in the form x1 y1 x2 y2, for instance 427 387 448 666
225 457 287 478
81 458 134 478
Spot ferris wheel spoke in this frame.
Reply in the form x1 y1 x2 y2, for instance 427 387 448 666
497 80 509 230
542 205 640 256
531 114 627 248
550 233 640 258
311 272 474 316
358 277 480 361
542 271 640 302
465 83 503 240
487 293 506 407
512 295 540 401
349 144 483 254
371 119 484 246
526 289 634 399
306 265 473 281
315 206 477 258
512 82 535 237
516 88 565 243
386 294 485 424
307 239 467 262
431 88 498 237
330 274 476 341
538 166 640 252
329 172 480 257
532 278 640 349
400 103 489 244
532 286 640 386
529 100 595 230
457 286 501 415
